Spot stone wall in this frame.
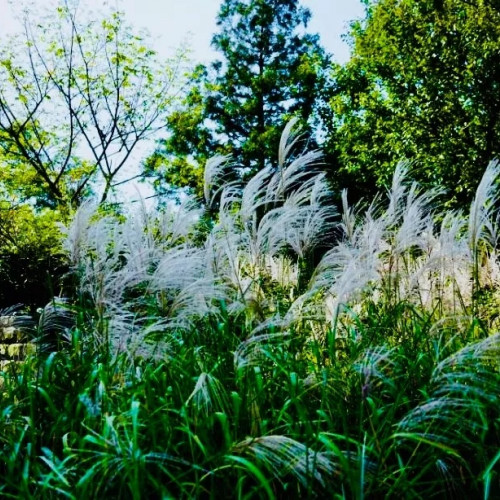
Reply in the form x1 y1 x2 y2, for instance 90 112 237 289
0 316 36 370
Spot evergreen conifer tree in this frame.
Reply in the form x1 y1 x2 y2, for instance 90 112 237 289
146 0 330 197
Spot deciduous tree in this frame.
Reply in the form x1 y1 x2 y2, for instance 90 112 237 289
0 0 185 307
0 0 185 207
324 0 500 207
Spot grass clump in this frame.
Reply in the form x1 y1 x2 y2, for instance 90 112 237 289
0 122 498 498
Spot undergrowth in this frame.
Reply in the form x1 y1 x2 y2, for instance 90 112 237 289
0 121 498 498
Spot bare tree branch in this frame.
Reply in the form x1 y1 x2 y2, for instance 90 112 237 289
0 0 187 208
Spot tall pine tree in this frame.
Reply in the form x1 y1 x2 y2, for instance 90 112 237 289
146 0 330 198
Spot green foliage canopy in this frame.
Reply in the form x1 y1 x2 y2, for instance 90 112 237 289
324 0 500 207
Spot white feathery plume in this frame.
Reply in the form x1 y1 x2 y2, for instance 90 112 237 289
396 397 476 443
118 212 157 281
240 165 274 224
254 207 283 256
397 333 500 442
265 254 298 289
106 308 148 357
411 211 469 308
340 190 357 241
204 154 233 207
61 199 98 265
278 117 302 169
156 198 203 246
207 217 250 296
269 150 323 204
480 252 500 289
36 297 75 341
393 182 440 254
186 372 230 418
162 278 226 330
311 211 385 303
234 332 291 370
232 435 338 488
432 332 500 398
149 246 206 292
309 172 332 205
65 124 500 361
468 160 500 251
355 345 397 387
76 215 136 308
385 162 410 227
264 204 336 259
218 183 242 217
279 172 327 208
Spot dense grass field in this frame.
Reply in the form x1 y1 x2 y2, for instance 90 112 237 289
0 123 499 498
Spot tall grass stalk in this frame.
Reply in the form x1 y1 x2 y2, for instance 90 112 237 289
0 123 498 497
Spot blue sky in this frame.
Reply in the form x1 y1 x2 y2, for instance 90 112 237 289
0 0 365 64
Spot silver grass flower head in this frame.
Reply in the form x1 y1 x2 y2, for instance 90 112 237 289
156 198 203 245
234 331 291 370
204 154 233 207
62 199 98 265
232 435 337 488
278 117 302 169
240 165 275 223
340 189 358 241
186 372 230 418
385 162 411 226
397 334 500 440
468 160 500 250
393 182 440 254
